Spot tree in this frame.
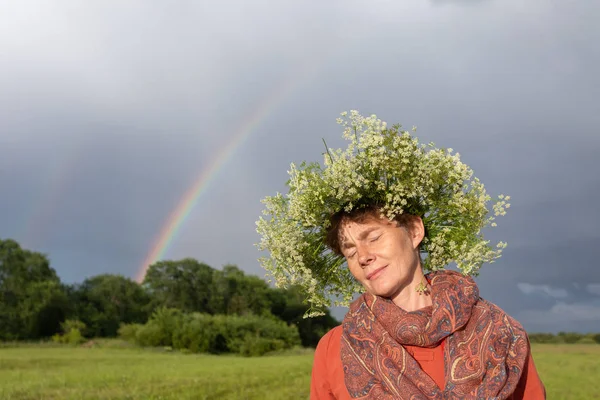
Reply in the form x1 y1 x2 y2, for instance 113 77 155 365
70 274 150 337
210 265 272 316
0 238 67 339
143 258 215 314
21 280 69 338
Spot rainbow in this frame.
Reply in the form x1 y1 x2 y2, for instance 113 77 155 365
135 72 315 282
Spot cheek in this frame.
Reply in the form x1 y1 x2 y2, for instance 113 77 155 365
347 262 365 281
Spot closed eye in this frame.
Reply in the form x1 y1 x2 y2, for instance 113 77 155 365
342 242 356 258
370 235 382 242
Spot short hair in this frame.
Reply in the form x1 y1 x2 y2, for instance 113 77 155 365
325 204 423 255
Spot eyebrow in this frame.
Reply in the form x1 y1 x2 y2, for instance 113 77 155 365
341 227 380 249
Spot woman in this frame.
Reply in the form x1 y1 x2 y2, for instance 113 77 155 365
256 111 546 399
310 206 545 399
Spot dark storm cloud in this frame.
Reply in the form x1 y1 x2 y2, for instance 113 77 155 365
430 0 489 5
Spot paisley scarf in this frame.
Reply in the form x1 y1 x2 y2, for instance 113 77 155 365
341 270 528 399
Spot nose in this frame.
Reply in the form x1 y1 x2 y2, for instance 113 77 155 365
357 245 374 267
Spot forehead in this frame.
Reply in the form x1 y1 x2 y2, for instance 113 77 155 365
339 216 394 240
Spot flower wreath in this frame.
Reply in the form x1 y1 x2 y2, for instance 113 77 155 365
256 111 509 316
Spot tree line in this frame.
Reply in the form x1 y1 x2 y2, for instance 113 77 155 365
0 238 338 349
528 332 600 344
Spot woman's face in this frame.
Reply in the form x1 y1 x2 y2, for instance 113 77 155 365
339 215 424 300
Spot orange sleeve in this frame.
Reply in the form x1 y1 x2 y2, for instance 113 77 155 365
310 329 338 400
511 344 546 399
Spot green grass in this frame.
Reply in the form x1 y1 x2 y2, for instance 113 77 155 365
0 342 313 400
0 341 598 399
532 344 600 400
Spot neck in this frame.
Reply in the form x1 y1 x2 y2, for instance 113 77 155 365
390 268 432 312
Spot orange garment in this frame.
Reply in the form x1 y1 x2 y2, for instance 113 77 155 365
310 326 545 400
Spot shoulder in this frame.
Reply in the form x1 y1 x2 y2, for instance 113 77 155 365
472 297 529 354
477 297 525 331
315 325 343 355
312 326 343 383
311 325 347 399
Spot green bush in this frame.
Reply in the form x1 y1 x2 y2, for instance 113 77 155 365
172 313 221 353
51 328 85 345
65 328 85 344
529 332 600 344
134 307 184 347
238 334 286 357
529 333 560 344
135 323 166 347
130 311 300 356
577 337 596 344
51 319 86 345
557 332 585 344
117 323 143 342
61 319 86 334
221 314 300 355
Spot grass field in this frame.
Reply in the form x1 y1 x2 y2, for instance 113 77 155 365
0 342 598 399
530 344 600 400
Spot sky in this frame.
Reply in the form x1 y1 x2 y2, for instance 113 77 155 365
1 0 599 333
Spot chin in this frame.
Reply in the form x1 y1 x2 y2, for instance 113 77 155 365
368 278 406 299
369 284 397 299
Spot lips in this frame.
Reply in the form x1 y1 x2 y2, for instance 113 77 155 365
366 265 387 280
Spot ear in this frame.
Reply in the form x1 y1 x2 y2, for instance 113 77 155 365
409 216 425 249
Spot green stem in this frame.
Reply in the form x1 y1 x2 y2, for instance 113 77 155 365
322 138 334 164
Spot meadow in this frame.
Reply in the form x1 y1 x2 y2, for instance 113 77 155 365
0 342 598 400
